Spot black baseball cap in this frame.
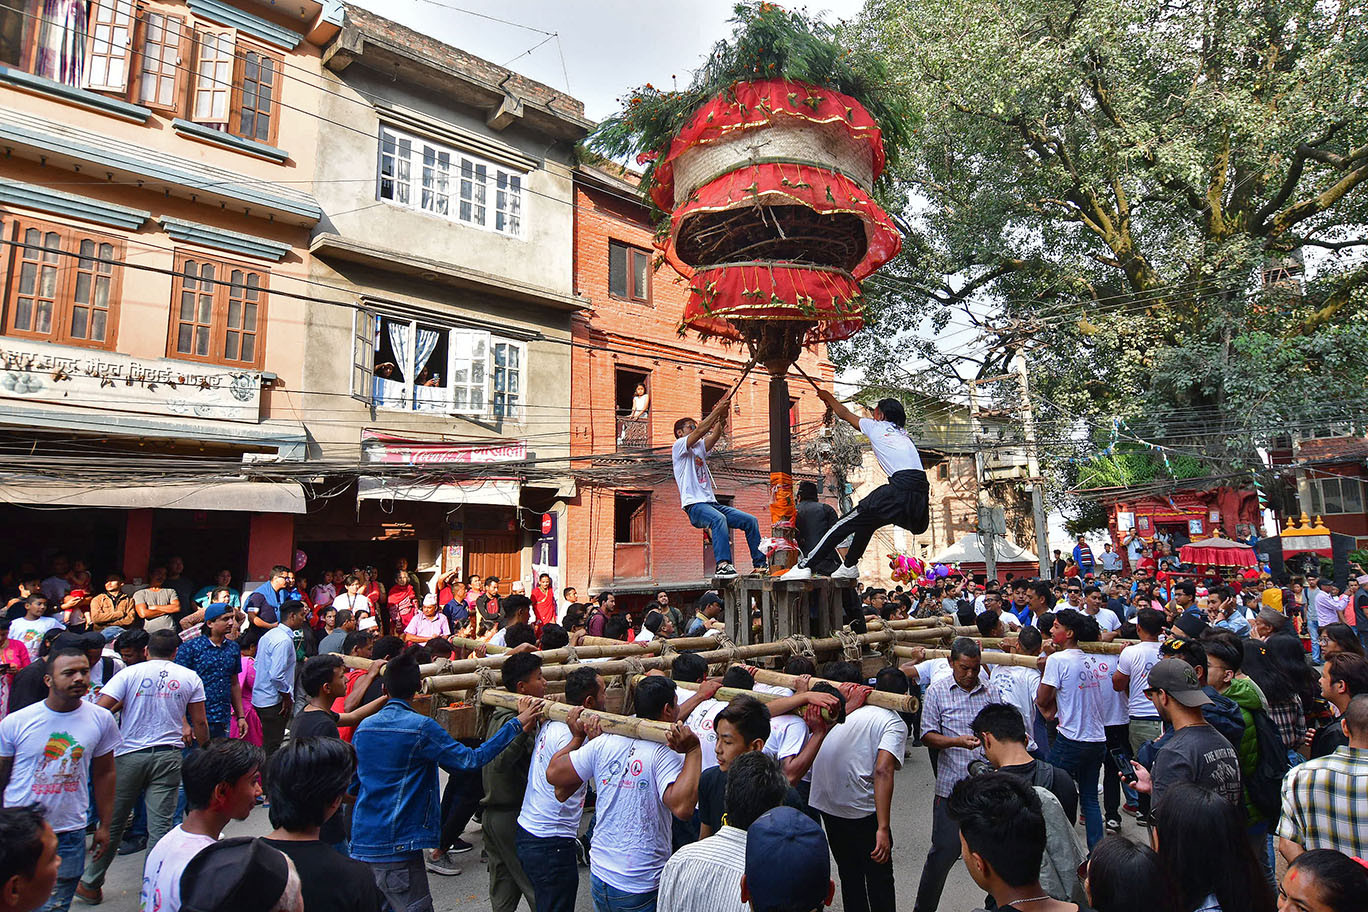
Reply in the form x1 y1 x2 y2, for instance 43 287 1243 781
1147 658 1212 708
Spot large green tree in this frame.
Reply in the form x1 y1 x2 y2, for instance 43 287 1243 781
843 0 1368 468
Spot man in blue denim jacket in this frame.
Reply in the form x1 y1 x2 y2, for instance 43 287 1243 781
350 649 542 912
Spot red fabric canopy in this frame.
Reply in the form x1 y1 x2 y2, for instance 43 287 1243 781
659 161 902 282
649 78 887 213
1179 537 1257 568
681 263 864 343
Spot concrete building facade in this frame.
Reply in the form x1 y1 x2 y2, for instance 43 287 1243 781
0 0 335 586
298 5 592 593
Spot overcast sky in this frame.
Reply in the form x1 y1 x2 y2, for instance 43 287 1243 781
353 0 868 121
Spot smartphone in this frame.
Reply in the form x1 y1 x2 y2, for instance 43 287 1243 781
1111 748 1137 784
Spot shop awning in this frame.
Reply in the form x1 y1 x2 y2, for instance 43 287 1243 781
0 478 308 513
356 476 520 507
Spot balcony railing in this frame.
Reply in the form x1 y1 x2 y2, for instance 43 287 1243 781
616 415 650 451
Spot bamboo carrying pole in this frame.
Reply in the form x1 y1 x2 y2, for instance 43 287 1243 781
892 645 1042 669
892 626 983 642
658 675 919 713
423 630 903 695
748 667 917 713
448 637 507 654
865 618 962 631
343 638 727 677
478 689 673 745
576 635 726 652
978 636 1135 655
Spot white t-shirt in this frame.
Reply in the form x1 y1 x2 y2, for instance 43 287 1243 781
489 628 508 648
1116 641 1162 719
999 611 1022 630
636 628 655 644
0 700 121 833
100 660 206 754
754 683 793 697
10 617 63 662
858 418 923 475
988 665 1042 751
1089 608 1122 633
1091 652 1129 727
809 705 907 819
518 720 586 839
671 438 717 508
679 689 726 771
763 713 810 766
140 824 216 912
569 733 686 893
1041 649 1111 742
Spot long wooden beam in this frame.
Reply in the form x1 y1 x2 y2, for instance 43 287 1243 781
977 636 1134 655
892 626 983 642
663 672 918 714
893 645 1042 669
424 630 903 695
478 689 673 744
865 617 960 631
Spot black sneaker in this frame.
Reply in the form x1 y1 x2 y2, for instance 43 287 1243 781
574 834 590 866
449 838 474 855
714 562 739 578
1135 811 1153 828
1104 816 1122 833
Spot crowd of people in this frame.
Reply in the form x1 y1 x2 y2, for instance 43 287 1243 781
0 524 1367 912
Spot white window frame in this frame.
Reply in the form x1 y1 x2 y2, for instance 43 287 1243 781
376 126 525 236
492 339 525 420
190 28 235 125
350 309 525 419
1307 475 1364 516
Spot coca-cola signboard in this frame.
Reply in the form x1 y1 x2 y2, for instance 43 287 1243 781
361 431 527 465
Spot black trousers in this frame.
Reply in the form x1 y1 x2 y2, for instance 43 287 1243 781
1102 723 1131 818
800 470 929 570
438 743 484 852
913 795 960 912
821 811 896 912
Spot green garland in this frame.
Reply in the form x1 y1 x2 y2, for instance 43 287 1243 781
587 2 912 205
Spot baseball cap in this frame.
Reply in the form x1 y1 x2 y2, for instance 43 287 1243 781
178 837 290 912
745 807 831 912
1147 658 1212 707
204 603 231 623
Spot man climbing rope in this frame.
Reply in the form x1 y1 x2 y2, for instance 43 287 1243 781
785 392 929 581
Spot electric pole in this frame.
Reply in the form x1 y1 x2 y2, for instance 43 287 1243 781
967 380 997 583
1012 350 1051 579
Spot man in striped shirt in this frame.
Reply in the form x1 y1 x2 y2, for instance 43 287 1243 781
914 638 992 912
656 752 790 912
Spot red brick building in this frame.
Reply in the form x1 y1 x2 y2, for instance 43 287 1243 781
566 165 836 610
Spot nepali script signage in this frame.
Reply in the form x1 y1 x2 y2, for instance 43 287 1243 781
361 431 527 466
0 338 261 423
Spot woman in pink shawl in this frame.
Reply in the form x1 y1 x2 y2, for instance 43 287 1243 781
229 629 263 746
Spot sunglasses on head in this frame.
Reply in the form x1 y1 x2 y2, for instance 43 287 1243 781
1161 636 1192 655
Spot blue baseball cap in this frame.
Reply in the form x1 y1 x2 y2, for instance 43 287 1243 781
744 807 831 912
204 603 231 623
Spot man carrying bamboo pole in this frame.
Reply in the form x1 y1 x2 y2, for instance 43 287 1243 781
350 650 542 912
516 667 604 912
810 661 908 912
545 675 703 912
481 652 544 912
785 396 929 582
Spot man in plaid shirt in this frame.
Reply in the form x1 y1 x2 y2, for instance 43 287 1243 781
1277 694 1368 862
913 637 992 912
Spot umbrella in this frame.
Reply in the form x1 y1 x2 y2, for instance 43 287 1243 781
1179 536 1257 568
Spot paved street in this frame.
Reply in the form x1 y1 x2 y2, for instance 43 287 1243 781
94 745 1142 911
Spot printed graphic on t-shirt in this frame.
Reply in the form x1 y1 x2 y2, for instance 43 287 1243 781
35 732 85 796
